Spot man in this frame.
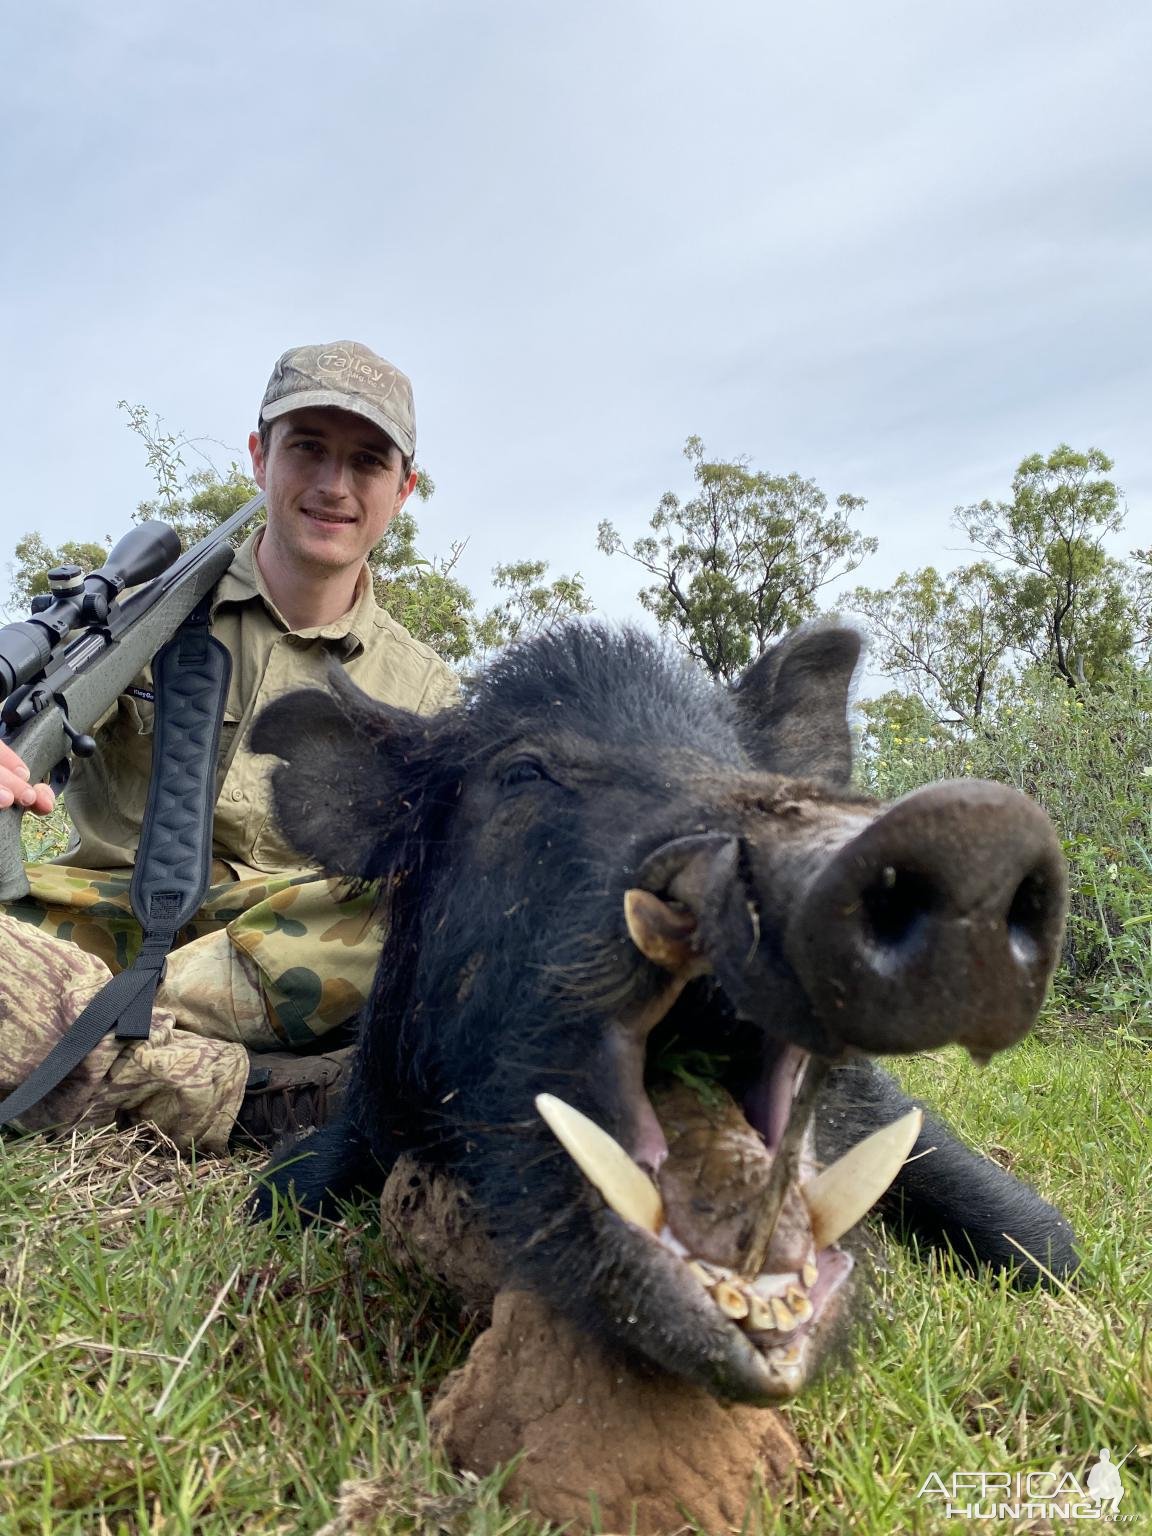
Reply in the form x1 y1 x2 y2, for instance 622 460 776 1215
0 342 458 1151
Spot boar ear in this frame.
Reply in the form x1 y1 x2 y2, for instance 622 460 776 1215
250 667 421 878
733 624 862 785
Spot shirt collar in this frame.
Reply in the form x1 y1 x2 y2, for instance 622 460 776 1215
212 526 378 658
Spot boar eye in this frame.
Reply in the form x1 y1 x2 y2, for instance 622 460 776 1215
499 757 551 789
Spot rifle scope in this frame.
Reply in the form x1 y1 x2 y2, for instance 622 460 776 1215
0 521 181 698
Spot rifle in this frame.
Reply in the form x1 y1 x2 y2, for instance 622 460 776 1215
0 493 265 903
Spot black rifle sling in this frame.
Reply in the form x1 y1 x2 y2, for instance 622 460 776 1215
0 595 231 1127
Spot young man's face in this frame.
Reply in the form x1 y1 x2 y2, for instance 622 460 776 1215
249 407 417 579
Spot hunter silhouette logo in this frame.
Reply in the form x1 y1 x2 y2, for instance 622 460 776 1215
1086 1449 1126 1515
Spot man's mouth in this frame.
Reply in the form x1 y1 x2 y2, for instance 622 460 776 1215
302 507 356 525
536 1052 921 1397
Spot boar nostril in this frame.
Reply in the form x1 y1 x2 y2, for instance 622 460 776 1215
859 866 939 956
1006 868 1052 965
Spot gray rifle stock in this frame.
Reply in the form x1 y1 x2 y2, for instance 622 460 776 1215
0 493 264 903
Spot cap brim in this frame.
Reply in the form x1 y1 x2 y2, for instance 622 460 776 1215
260 388 415 458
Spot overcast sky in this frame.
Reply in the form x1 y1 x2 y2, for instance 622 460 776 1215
2 0 1149 641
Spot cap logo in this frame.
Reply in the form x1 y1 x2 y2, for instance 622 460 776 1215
316 348 395 395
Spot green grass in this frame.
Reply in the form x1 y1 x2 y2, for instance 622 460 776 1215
768 1024 1152 1532
1 1022 1149 1535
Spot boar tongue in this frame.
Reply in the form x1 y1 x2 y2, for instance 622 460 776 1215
652 1080 815 1274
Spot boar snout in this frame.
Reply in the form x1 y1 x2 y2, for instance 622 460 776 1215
788 779 1067 1058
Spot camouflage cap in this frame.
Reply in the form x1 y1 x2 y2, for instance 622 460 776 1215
259 341 416 458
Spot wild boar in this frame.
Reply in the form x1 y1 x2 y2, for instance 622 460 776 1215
251 623 1076 1403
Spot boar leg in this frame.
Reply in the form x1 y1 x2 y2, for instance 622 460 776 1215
252 1115 387 1222
816 1060 1079 1287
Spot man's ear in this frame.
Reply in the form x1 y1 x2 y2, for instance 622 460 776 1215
733 624 862 785
249 428 267 490
251 666 422 878
398 466 418 506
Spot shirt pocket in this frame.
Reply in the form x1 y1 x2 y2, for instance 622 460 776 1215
217 710 243 782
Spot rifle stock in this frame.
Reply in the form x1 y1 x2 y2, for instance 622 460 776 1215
0 494 264 904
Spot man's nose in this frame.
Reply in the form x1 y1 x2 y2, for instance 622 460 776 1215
315 455 351 498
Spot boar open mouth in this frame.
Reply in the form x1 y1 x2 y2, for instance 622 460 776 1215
519 788 1063 1398
532 833 927 1398
518 765 1068 1399
537 1015 921 1400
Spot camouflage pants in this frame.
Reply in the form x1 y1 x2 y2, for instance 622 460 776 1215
0 863 382 1150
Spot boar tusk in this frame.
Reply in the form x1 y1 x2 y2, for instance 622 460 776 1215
536 1093 665 1234
623 889 699 970
801 1107 923 1249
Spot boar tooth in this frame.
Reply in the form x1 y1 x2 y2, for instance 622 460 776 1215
785 1286 814 1324
688 1261 718 1288
801 1108 923 1249
535 1094 664 1234
711 1280 750 1320
750 1271 799 1299
770 1297 800 1333
746 1293 776 1331
802 1259 819 1289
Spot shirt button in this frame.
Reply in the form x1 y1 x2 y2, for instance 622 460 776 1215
231 788 243 801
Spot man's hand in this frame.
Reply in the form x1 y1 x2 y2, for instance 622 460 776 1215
0 741 55 814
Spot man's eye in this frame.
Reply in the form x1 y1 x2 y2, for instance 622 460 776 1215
355 454 385 471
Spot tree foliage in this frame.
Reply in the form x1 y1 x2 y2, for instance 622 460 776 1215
136 464 264 545
850 562 1017 724
598 436 877 681
853 446 1146 719
371 511 478 666
472 561 594 666
955 444 1134 687
7 533 113 612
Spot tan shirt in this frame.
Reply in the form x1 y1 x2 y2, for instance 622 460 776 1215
60 529 459 877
